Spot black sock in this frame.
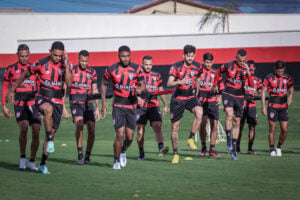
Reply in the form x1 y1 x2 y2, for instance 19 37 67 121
225 130 232 140
29 159 35 162
40 154 48 166
188 132 195 139
248 141 253 151
270 145 275 152
210 145 215 151
85 151 90 160
158 142 164 152
114 157 120 163
173 148 178 154
202 142 206 149
20 154 26 158
139 147 144 153
232 139 237 151
46 131 52 142
277 142 282 149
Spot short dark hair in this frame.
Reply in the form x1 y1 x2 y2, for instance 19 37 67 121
274 60 285 69
203 53 214 61
247 60 255 66
183 45 196 55
17 44 29 52
51 41 65 51
236 49 247 57
118 45 130 53
143 55 152 62
79 50 89 57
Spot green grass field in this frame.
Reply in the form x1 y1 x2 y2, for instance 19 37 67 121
0 93 300 200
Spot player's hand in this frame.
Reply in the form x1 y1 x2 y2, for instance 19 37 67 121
212 85 218 93
5 90 14 105
287 97 292 106
2 105 12 119
137 96 144 106
262 107 267 116
162 105 168 116
217 95 222 105
95 108 101 122
64 51 69 67
100 103 108 119
178 76 190 85
62 107 70 119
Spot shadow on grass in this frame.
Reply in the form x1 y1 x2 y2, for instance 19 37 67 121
50 158 111 168
0 161 39 173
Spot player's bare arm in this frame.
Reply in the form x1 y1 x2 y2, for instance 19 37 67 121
261 86 267 116
158 86 168 116
287 86 294 106
167 76 189 87
92 83 101 122
62 83 70 119
64 51 73 87
100 78 109 119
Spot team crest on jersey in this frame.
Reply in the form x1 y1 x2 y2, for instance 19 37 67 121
44 80 50 86
16 112 21 118
72 109 76 115
190 72 195 77
270 112 274 119
16 70 20 73
254 80 257 84
211 74 215 79
224 99 228 105
74 82 78 87
129 75 134 80
46 71 50 74
38 99 43 104
153 77 156 81
32 63 37 68
87 75 91 80
283 80 287 85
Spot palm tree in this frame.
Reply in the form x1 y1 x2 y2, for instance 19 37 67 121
198 1 238 33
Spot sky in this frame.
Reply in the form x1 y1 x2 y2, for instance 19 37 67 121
0 0 299 13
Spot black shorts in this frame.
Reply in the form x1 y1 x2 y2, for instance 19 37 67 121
136 106 162 125
222 93 244 118
36 96 63 129
242 106 257 125
202 101 219 120
14 105 41 125
268 107 289 122
170 97 201 123
70 103 95 123
112 106 137 130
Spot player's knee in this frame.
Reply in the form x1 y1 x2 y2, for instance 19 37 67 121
75 119 84 128
43 106 53 117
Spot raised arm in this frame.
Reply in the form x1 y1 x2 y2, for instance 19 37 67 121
64 51 73 87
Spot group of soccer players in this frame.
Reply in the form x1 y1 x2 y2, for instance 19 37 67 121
1 41 294 173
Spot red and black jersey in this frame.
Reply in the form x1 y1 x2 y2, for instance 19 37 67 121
2 62 38 106
214 61 253 98
29 56 66 105
244 76 262 108
103 62 144 108
169 60 203 100
263 73 293 108
139 71 163 108
198 66 224 103
70 65 97 104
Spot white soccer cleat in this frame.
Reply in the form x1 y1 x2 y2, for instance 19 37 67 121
276 148 282 157
113 162 121 170
28 162 38 171
120 152 127 167
270 150 277 157
19 158 26 170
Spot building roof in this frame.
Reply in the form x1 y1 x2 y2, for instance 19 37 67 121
123 0 241 14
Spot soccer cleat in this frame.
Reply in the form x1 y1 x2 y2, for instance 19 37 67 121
187 138 197 150
84 159 92 165
46 141 55 153
159 146 169 158
120 152 127 167
171 154 179 164
247 150 256 155
231 150 238 160
77 158 85 165
270 150 277 157
199 146 207 157
28 162 38 171
226 139 233 151
138 152 145 160
113 162 121 170
38 165 50 174
19 158 26 170
276 148 282 157
209 150 220 158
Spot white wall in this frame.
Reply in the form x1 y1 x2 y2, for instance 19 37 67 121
0 13 300 53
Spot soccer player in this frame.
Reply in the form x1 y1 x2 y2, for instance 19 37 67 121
261 60 293 157
6 41 72 174
213 49 253 160
69 50 100 164
238 60 262 154
198 53 223 158
2 44 41 170
167 45 203 164
100 45 145 170
136 55 169 160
